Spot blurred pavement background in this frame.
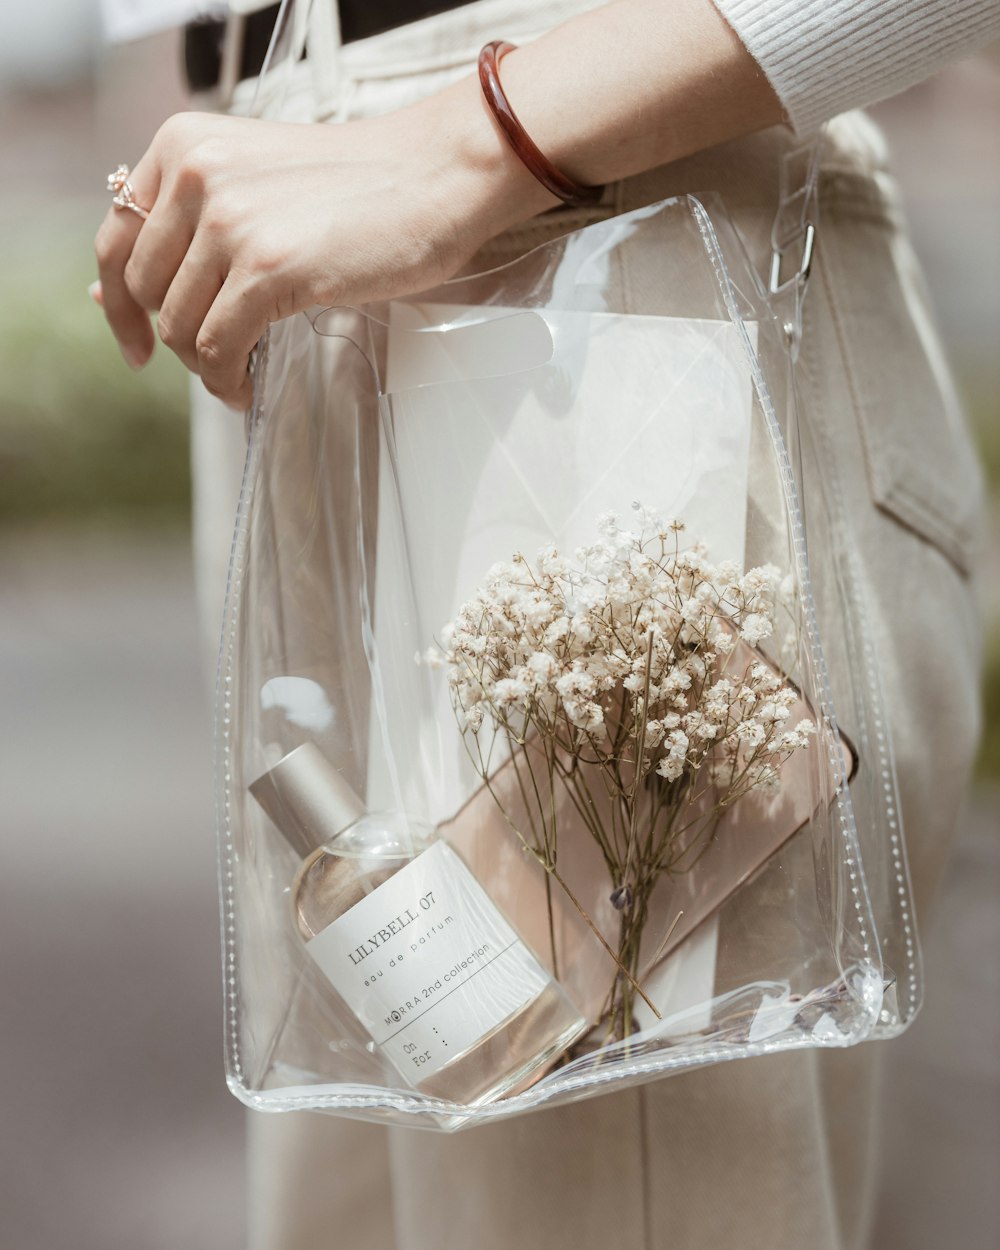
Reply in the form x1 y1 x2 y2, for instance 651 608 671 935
0 6 997 1249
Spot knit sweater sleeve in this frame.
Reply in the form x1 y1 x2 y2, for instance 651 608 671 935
710 0 1000 133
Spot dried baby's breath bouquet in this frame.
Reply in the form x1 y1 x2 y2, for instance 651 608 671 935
424 504 816 1041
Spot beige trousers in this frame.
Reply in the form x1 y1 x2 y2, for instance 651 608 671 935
191 3 985 1247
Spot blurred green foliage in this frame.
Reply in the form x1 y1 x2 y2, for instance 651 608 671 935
979 626 1000 783
966 385 1000 493
0 210 190 525
963 382 1000 783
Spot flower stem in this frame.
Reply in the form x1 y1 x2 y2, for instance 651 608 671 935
548 866 662 1020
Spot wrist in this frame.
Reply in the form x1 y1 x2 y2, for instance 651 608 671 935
412 0 783 215
407 71 562 254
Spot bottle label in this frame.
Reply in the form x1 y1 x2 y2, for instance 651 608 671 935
307 840 553 1087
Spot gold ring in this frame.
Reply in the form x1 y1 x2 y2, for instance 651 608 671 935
106 164 149 221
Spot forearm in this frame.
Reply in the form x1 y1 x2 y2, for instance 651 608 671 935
410 0 784 240
498 0 782 184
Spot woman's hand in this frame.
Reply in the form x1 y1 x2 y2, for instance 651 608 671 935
94 0 781 410
94 81 554 408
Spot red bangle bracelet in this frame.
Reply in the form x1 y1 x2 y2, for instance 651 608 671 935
477 40 604 209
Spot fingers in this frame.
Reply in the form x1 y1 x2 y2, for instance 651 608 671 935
123 198 194 313
95 204 154 368
157 237 226 375
94 158 162 369
191 271 270 410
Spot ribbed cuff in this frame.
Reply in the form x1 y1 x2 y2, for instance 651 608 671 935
712 0 1000 134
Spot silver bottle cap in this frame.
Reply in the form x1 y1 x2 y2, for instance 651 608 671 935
248 742 366 858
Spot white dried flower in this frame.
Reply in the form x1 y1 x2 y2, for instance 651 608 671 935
460 703 485 732
740 612 773 646
749 763 782 792
656 756 684 782
643 719 666 749
736 721 766 747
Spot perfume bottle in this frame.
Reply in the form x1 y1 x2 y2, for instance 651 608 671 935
250 742 586 1106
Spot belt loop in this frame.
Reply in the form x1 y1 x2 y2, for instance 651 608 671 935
218 12 247 108
306 0 345 119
